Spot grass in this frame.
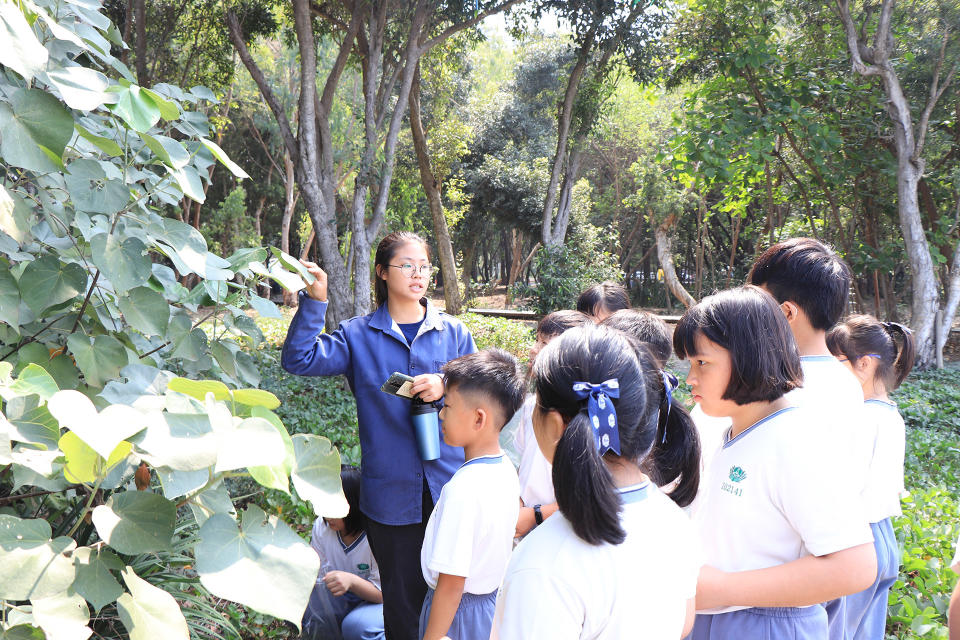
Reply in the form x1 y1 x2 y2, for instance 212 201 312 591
236 312 960 639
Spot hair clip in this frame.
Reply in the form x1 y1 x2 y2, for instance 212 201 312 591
659 370 679 443
881 321 913 335
572 379 621 456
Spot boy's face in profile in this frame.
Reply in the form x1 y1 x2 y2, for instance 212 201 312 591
438 385 480 447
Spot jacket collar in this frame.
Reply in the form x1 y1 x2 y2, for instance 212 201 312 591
369 298 445 336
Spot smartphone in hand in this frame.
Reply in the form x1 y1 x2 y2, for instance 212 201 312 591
380 372 415 399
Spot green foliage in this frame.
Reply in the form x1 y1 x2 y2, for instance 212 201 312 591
459 314 535 364
887 367 960 639
0 2 342 636
516 220 622 315
201 186 261 258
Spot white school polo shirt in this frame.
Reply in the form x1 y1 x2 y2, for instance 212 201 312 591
686 404 732 517
421 454 519 594
309 518 381 590
512 396 556 507
694 406 873 615
492 483 700 640
860 399 906 522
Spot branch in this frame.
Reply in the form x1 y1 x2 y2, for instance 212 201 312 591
247 115 283 177
915 29 958 158
319 4 362 116
309 1 347 30
835 0 883 76
225 10 298 161
874 0 894 58
419 0 526 53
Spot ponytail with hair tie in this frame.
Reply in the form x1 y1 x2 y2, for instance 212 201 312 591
881 321 912 335
658 371 679 443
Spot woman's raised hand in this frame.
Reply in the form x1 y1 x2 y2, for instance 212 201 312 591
299 259 328 302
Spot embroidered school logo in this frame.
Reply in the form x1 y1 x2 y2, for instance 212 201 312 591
357 563 371 579
728 466 747 483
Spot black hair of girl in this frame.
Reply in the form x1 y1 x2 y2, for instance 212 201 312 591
534 325 699 544
576 281 630 317
673 286 803 404
339 466 365 537
536 310 590 339
826 315 916 390
374 231 430 308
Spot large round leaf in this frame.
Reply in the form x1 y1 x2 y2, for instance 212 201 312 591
31 591 91 640
0 515 77 600
20 255 87 314
49 389 147 459
214 416 287 473
196 505 319 626
248 407 293 494
117 286 169 336
8 405 60 450
291 434 347 518
91 492 176 555
0 184 33 243
116 567 189 640
199 137 249 179
105 85 160 133
0 89 74 172
6 363 59 400
65 159 130 215
0 3 48 82
137 412 218 472
0 268 25 328
65 334 127 388
90 233 151 293
45 64 110 111
72 547 123 613
58 431 131 484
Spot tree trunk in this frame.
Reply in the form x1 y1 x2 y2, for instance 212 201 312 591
551 148 584 245
281 152 297 307
461 240 477 302
654 212 696 309
133 0 148 86
408 64 461 314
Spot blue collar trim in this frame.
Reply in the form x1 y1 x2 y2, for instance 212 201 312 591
338 531 366 554
865 398 898 410
618 482 650 504
369 298 444 345
800 355 837 362
723 406 798 449
461 454 503 469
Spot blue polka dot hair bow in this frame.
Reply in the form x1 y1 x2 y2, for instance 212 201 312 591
572 379 621 456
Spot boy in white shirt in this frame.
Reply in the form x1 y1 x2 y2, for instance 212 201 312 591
419 349 525 640
748 237 873 638
950 533 959 640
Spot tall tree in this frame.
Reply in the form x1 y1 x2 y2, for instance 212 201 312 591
835 0 959 367
226 0 523 326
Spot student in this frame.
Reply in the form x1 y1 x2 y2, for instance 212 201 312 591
492 325 702 639
674 286 876 639
748 237 871 637
827 316 915 639
419 349 525 640
303 468 384 640
503 310 589 538
950 533 960 640
282 231 476 640
576 281 630 321
601 308 672 367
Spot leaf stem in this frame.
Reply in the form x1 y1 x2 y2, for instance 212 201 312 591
66 478 104 538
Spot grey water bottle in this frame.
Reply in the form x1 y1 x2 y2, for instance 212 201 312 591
410 398 441 461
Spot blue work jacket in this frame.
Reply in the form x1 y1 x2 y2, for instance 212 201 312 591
280 292 477 525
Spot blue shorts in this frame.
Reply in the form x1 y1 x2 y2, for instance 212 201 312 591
829 518 899 640
303 588 385 640
690 605 827 640
418 588 496 640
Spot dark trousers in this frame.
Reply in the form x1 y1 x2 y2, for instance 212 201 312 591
365 484 434 640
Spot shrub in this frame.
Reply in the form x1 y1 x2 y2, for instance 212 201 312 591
459 313 535 364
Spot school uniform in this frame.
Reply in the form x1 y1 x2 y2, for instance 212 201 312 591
493 483 699 640
839 399 905 640
690 406 874 639
282 292 476 640
419 454 519 640
686 404 731 517
303 519 384 640
507 395 555 508
787 356 874 640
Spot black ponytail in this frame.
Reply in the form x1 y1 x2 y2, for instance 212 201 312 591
534 325 649 546
883 322 916 389
551 410 624 545
646 401 700 507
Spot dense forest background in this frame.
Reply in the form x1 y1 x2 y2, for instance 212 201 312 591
96 0 960 367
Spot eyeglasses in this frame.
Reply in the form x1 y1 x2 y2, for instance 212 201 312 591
388 263 434 278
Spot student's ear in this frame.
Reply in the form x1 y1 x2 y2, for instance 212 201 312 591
779 300 801 324
474 407 488 432
375 264 386 281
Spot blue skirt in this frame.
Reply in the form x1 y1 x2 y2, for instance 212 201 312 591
690 604 827 640
832 518 899 640
418 587 496 640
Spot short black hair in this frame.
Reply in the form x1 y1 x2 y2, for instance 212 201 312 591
537 310 590 339
338 466 364 537
747 237 852 330
601 309 672 366
443 349 525 429
673 286 803 404
576 281 630 317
